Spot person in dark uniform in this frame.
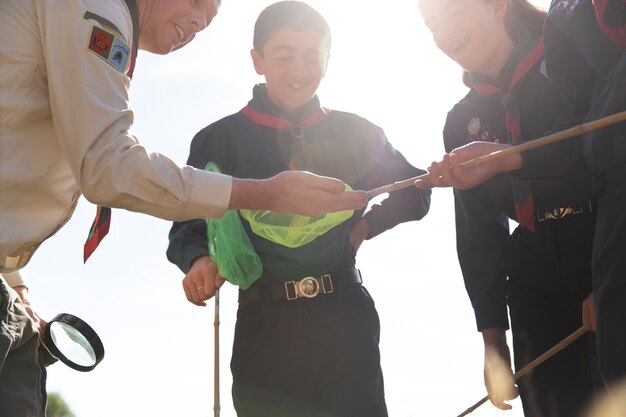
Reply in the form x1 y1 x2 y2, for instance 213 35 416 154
418 1 601 416
166 2 431 416
419 0 626 392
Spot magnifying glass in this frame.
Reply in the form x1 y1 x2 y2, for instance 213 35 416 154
43 313 105 372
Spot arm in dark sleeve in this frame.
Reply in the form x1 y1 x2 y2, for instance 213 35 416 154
517 114 589 180
166 127 224 273
167 219 209 274
515 2 610 180
361 128 431 239
455 185 510 331
444 117 510 331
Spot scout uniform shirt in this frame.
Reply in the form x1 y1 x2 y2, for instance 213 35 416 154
167 84 431 283
0 0 232 278
444 35 594 331
527 0 626 176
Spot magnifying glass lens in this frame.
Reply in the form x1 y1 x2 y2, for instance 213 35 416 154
49 321 97 367
44 313 104 372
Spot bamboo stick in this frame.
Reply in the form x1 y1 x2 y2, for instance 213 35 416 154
457 326 588 417
214 289 221 417
367 110 626 199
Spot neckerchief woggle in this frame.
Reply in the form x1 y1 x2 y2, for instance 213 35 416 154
84 0 139 262
240 101 331 171
469 35 545 233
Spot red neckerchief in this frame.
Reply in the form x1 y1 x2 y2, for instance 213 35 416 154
240 105 331 170
84 0 139 262
593 0 626 49
469 37 545 233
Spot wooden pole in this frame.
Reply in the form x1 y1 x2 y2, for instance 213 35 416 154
367 110 626 199
456 326 588 417
214 289 221 417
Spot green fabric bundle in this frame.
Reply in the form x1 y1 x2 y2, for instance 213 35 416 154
205 162 262 290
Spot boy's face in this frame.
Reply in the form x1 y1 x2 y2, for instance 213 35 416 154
251 29 330 114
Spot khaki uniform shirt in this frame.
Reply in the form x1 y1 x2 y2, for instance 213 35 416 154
0 0 232 275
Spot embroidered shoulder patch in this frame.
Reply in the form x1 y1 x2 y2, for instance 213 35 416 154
554 0 580 15
467 117 481 136
87 26 130 73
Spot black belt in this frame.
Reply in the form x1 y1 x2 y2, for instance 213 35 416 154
238 267 362 305
536 199 593 222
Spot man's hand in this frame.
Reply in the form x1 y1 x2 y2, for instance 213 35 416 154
183 256 226 306
582 292 597 332
12 285 47 336
415 142 522 190
350 218 370 252
230 171 368 217
482 328 519 410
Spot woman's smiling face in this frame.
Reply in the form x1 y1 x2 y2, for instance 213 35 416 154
419 0 510 76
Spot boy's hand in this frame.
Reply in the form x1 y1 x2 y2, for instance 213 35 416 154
482 328 519 410
414 142 521 190
582 292 597 331
183 256 226 306
230 171 367 217
350 218 370 252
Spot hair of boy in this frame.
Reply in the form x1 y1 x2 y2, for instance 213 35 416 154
253 1 332 55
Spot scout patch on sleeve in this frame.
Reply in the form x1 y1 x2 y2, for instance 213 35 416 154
554 0 580 15
86 26 130 73
467 117 481 136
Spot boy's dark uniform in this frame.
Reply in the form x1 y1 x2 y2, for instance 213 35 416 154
167 85 430 417
519 0 626 387
444 34 600 417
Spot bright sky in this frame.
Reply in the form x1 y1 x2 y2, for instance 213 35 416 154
24 1 547 416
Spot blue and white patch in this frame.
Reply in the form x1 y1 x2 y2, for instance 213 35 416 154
108 37 130 72
86 25 130 74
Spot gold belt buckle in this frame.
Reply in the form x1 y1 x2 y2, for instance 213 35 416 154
283 277 320 300
284 275 335 300
297 277 320 298
550 207 569 219
539 205 583 221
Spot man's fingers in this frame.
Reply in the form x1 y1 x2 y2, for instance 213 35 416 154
309 174 347 194
303 190 367 216
334 190 368 211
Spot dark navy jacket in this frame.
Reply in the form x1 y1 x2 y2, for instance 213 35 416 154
445 37 594 330
167 85 431 285
530 0 626 175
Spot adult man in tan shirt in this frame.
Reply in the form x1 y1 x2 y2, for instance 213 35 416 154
0 1 366 415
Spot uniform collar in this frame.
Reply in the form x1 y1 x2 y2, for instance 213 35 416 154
469 34 544 95
242 84 330 129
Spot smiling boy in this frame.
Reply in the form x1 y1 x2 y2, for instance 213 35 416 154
166 2 431 416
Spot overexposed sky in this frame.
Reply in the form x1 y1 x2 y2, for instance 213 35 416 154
25 1 547 416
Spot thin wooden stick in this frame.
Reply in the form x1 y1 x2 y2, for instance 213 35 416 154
367 110 626 199
457 326 588 417
214 289 221 417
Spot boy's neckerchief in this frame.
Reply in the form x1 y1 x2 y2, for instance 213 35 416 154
593 0 626 49
84 0 139 262
240 87 331 170
469 35 545 233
